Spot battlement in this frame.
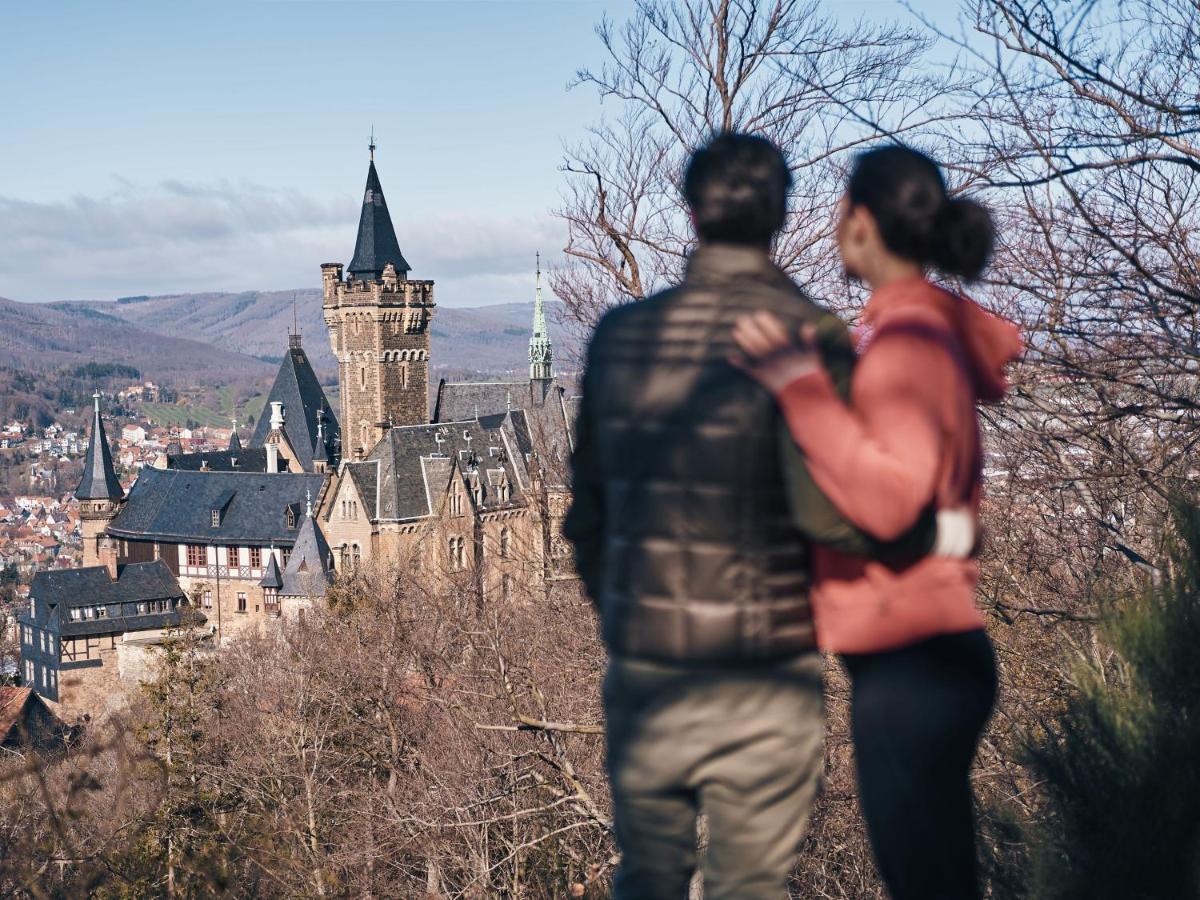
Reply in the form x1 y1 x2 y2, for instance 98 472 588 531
321 262 435 309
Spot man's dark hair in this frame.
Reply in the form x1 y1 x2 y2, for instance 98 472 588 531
684 133 792 246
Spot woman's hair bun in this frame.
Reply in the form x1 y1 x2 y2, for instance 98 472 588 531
933 198 995 281
847 145 996 281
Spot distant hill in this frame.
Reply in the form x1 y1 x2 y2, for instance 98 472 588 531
0 296 274 385
58 291 582 379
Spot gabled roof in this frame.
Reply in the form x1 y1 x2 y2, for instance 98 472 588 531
345 416 528 522
20 561 196 638
28 560 183 610
248 341 338 472
75 395 123 501
107 467 326 545
347 160 411 279
432 378 578 488
280 513 332 598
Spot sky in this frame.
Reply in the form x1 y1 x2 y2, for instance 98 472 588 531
0 0 961 307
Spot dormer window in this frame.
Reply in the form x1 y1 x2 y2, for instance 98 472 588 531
286 506 296 528
211 509 220 527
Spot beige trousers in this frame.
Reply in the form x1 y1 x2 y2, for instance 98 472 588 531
604 653 825 900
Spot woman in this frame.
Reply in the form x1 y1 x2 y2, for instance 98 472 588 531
732 145 1022 899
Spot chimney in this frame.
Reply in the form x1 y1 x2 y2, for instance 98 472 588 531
98 534 119 580
270 402 285 431
266 442 279 474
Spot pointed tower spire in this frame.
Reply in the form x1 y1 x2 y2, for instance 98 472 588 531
529 252 554 382
347 143 410 280
76 392 124 501
229 417 242 454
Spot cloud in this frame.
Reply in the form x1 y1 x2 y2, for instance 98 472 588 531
0 179 564 306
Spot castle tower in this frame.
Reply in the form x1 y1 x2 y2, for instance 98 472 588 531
529 252 553 383
76 392 125 568
322 143 434 458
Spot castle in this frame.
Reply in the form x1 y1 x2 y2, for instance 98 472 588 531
19 148 578 715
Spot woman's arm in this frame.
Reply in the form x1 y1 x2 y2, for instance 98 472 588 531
731 312 946 540
772 335 944 540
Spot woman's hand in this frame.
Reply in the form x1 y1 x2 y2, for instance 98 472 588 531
730 312 823 393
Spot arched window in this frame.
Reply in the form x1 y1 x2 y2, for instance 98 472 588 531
352 544 361 567
340 544 350 571
360 367 367 389
499 527 511 560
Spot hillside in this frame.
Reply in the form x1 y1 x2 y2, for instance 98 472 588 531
61 291 582 378
0 296 273 385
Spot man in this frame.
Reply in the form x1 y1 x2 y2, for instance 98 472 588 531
564 133 857 898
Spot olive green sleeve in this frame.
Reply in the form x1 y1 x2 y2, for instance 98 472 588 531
777 311 938 561
777 312 877 556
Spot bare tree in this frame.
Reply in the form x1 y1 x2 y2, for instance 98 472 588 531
553 0 958 334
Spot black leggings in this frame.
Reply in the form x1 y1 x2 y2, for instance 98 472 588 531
842 629 997 900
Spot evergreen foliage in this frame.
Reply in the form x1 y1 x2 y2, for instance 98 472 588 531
1019 504 1200 899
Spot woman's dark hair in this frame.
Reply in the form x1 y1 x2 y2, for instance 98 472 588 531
684 133 792 246
847 145 994 280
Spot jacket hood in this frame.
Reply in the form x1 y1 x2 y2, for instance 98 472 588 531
867 277 1022 403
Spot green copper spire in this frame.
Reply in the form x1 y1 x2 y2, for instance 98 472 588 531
529 252 553 382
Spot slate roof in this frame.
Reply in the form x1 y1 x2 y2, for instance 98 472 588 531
20 561 195 638
167 448 270 472
259 554 283 590
228 428 242 454
107 467 326 546
432 378 578 489
280 513 332 598
29 560 182 609
347 160 411 279
343 416 527 522
76 397 123 501
248 341 338 473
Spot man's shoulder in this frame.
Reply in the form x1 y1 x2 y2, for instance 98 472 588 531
591 289 680 342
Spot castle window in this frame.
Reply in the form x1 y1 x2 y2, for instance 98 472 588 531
339 544 350 571
249 546 262 569
341 500 347 518
500 527 511 560
352 544 361 567
360 423 369 448
187 544 206 567
237 592 247 613
352 500 358 519
264 588 280 617
360 367 367 389
203 590 213 609
450 491 463 516
448 536 466 571
502 574 513 602
226 545 240 567
401 362 409 389
286 507 296 529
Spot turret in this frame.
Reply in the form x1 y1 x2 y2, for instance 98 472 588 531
76 392 125 567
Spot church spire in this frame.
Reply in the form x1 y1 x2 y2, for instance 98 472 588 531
76 392 124 501
529 252 553 382
347 142 410 281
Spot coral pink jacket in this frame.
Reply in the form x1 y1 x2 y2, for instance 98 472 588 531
774 277 1021 653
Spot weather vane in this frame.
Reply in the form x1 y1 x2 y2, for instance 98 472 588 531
369 124 375 161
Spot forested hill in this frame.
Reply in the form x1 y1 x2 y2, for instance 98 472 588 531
58 291 582 378
0 295 273 384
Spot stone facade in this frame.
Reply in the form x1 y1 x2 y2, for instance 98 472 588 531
322 261 435 457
